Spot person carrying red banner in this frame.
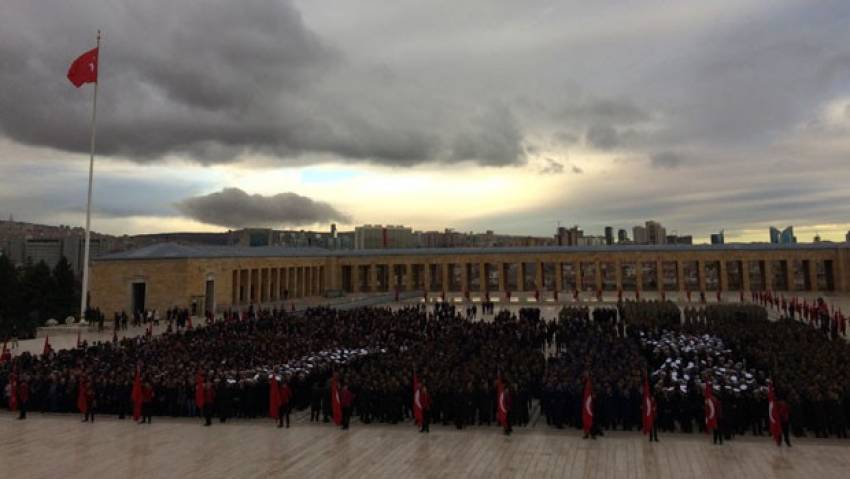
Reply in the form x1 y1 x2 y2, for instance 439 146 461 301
413 373 422 427
642 373 657 442
704 381 722 444
330 376 343 426
77 377 89 421
269 376 282 421
195 372 205 417
767 382 782 446
131 366 143 422
496 379 512 435
582 375 594 439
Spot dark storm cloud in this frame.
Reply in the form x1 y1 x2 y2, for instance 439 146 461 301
176 188 350 228
0 0 525 167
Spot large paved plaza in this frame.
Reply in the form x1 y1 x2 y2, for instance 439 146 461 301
2 410 848 479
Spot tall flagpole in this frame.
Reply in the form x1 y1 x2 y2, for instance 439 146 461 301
80 30 100 323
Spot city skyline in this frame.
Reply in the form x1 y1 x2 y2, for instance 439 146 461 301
2 1 850 243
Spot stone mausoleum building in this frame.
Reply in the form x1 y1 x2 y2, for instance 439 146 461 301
90 242 850 316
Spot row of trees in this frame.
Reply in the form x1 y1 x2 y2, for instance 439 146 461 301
0 254 79 339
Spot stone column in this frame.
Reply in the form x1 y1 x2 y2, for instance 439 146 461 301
676 261 685 292
461 263 470 294
247 269 254 303
635 262 643 291
423 263 432 292
534 262 543 291
575 264 582 292
516 262 525 292
498 263 506 292
615 261 623 290
441 263 449 293
785 260 794 292
741 261 751 291
405 264 415 291
656 260 664 291
697 260 706 291
594 261 602 292
232 268 240 305
808 260 819 292
719 261 728 291
263 268 270 302
369 264 378 292
555 262 563 292
763 260 773 290
480 263 488 292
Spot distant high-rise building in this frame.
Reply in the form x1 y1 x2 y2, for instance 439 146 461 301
555 226 583 246
769 226 796 244
617 229 628 243
632 226 647 244
645 221 666 245
355 225 415 249
604 226 614 245
710 231 725 245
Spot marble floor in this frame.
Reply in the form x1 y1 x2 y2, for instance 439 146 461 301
2 410 848 479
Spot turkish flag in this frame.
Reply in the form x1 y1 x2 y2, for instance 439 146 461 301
642 374 654 434
496 381 510 428
77 379 88 414
582 377 593 434
413 373 423 426
269 377 281 419
67 48 99 87
131 366 143 421
195 372 205 410
704 381 717 431
330 378 342 426
768 383 781 445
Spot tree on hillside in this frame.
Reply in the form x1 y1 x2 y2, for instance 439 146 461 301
0 255 20 336
19 260 54 333
51 256 78 321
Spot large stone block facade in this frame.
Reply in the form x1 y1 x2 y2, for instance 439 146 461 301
90 244 850 317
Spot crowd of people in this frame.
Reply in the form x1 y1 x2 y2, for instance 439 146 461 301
2 297 850 443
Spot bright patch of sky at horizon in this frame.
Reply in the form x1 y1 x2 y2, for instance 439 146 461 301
1 0 849 243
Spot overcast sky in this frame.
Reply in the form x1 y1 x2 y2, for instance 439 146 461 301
1 0 849 242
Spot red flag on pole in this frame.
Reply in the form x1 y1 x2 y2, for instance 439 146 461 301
704 381 717 431
413 373 423 426
76 329 82 348
330 377 342 426
42 336 51 356
131 366 143 421
67 48 99 88
269 376 281 419
768 382 781 445
582 377 594 434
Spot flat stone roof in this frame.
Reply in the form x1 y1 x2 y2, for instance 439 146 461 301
97 241 849 262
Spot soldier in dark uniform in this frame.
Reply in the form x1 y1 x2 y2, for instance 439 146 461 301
310 381 322 422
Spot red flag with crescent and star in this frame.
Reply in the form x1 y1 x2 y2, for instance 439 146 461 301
413 373 423 426
704 381 717 431
582 376 594 434
67 48 98 87
768 382 781 445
